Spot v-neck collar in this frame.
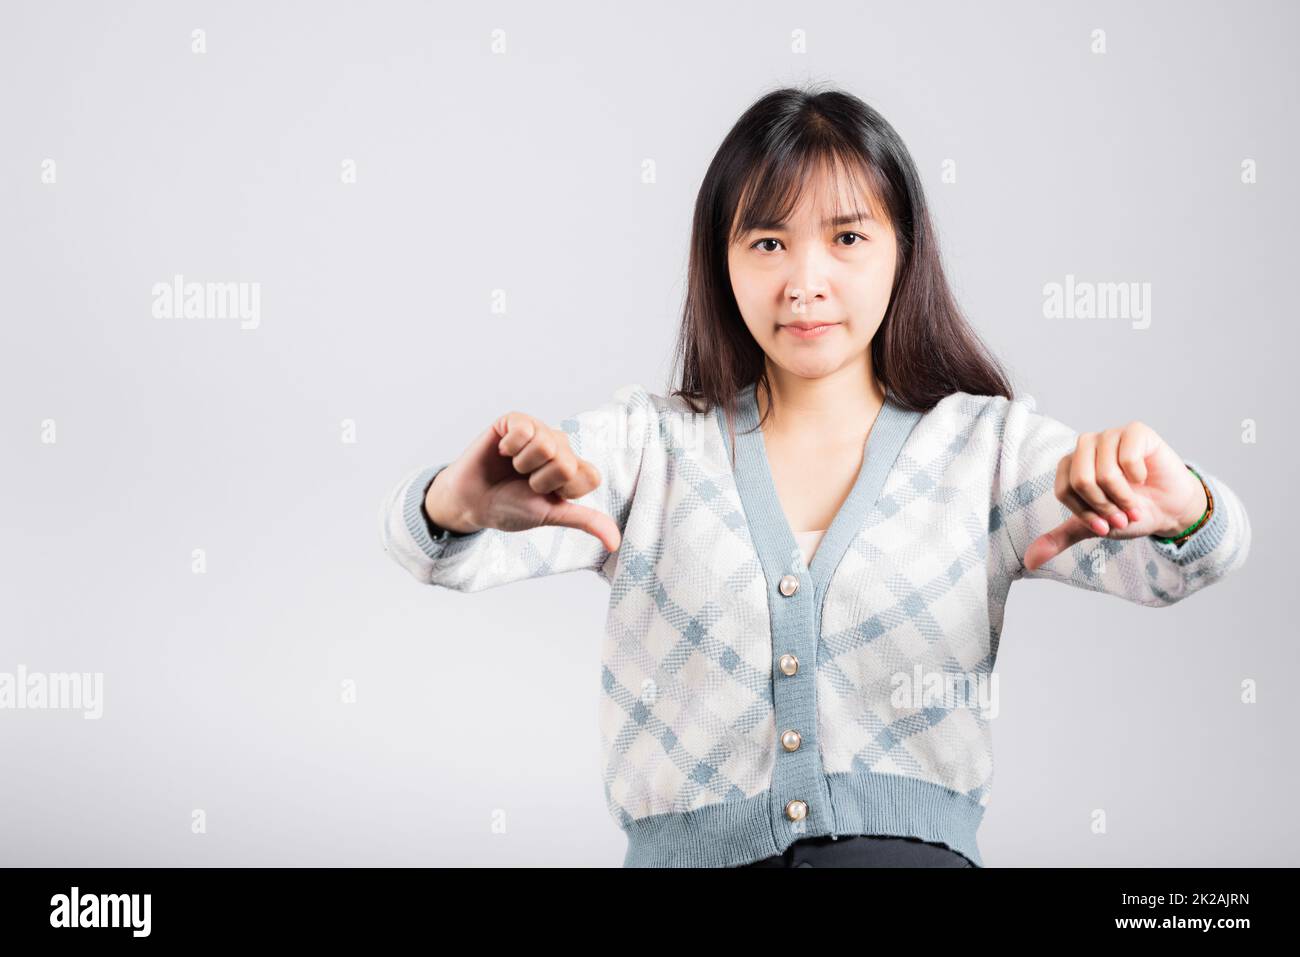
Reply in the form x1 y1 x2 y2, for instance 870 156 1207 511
714 380 923 596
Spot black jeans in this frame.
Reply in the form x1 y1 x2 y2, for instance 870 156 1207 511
739 834 977 868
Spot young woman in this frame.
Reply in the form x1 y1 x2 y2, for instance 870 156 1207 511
380 84 1251 868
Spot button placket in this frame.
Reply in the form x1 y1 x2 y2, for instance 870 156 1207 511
715 380 924 857
778 573 803 760
770 565 821 837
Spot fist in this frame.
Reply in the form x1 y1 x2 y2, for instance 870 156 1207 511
424 411 622 553
1023 421 1208 572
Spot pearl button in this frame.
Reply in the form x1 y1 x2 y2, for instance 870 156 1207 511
781 729 802 752
779 574 800 596
785 799 808 822
778 654 798 676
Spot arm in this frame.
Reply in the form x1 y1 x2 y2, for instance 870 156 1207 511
992 395 1251 607
379 383 653 592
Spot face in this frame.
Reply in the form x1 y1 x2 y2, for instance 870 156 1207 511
727 167 898 382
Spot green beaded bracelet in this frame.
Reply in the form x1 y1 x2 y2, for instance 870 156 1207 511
1152 465 1213 544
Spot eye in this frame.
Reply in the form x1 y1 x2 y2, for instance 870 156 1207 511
748 232 869 252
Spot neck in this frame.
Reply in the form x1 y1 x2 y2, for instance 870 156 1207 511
755 361 885 441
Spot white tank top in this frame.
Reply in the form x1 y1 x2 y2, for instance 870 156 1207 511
793 529 827 567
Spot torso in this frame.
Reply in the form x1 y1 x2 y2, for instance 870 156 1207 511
760 413 879 534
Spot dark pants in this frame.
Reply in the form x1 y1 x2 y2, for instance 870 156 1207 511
739 834 977 868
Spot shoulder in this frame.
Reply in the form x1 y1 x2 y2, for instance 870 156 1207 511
921 390 1037 417
566 383 714 452
612 382 719 431
908 391 1063 466
913 390 1039 435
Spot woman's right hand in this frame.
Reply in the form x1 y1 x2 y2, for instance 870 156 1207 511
423 411 622 553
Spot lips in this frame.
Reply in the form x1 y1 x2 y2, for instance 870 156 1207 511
780 321 840 339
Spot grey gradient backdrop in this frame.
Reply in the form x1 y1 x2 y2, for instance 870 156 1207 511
1 0 1294 866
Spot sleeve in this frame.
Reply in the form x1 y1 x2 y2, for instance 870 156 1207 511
379 383 654 593
992 394 1251 608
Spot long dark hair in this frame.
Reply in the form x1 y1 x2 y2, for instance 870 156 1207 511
668 82 1014 446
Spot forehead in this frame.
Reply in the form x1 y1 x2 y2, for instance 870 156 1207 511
782 183 876 222
731 157 886 234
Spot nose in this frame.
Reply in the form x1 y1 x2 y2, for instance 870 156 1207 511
785 247 829 314
787 279 828 315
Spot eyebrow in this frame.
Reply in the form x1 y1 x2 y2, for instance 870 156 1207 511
746 213 877 231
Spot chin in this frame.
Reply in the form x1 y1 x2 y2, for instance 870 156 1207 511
779 356 842 380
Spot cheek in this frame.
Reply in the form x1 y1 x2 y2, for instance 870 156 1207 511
728 262 777 329
727 257 750 303
852 247 897 300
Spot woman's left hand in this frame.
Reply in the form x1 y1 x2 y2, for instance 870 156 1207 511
1023 422 1209 572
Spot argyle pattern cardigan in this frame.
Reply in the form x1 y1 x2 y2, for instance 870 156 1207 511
379 382 1251 867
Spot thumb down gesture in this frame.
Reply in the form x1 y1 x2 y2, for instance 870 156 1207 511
424 410 622 553
1023 422 1210 572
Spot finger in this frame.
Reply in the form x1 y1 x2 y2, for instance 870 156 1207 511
1117 423 1151 485
511 423 562 474
463 422 519 483
1115 423 1153 522
1093 428 1138 528
1023 514 1099 572
529 454 601 498
465 421 511 464
1056 452 1110 535
527 454 573 495
544 499 622 552
558 458 602 499
495 412 538 457
1069 434 1123 526
1060 485 1108 534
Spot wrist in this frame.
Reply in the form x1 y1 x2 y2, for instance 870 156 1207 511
423 471 482 535
1152 466 1211 541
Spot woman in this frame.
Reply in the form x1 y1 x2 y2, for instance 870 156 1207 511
380 84 1250 868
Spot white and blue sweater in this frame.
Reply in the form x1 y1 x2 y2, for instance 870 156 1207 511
379 382 1251 867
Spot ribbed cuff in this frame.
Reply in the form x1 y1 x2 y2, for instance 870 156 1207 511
401 463 487 561
1147 459 1228 565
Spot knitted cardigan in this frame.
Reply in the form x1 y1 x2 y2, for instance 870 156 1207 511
379 382 1251 867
